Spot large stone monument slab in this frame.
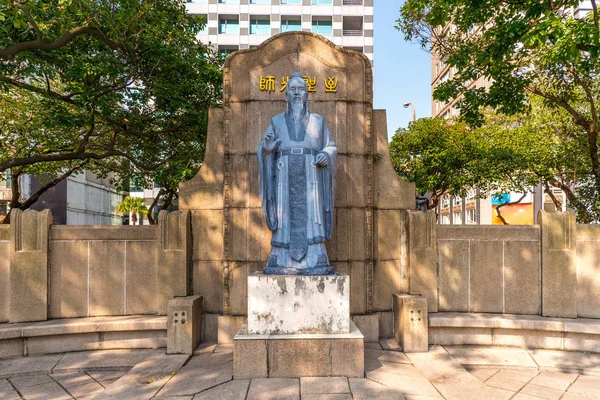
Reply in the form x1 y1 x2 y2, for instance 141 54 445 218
247 272 349 335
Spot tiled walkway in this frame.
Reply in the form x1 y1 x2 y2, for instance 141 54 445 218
2 342 600 399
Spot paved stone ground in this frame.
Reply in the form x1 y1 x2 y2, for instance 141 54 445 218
2 342 600 399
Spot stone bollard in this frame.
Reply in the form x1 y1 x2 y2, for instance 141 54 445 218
10 209 52 323
393 294 428 352
167 295 203 355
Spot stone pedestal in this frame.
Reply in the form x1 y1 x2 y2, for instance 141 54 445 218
248 272 350 335
235 272 363 378
234 321 364 379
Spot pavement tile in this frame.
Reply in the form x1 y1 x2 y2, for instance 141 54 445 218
193 342 217 355
403 395 444 400
380 339 402 351
18 381 72 400
348 378 405 400
464 367 500 382
9 373 54 389
365 342 383 350
301 377 349 394
529 350 600 374
247 378 299 400
561 392 599 400
0 379 20 400
444 346 538 368
301 395 352 400
156 355 232 397
492 369 539 383
64 381 105 398
528 371 578 391
192 379 250 400
369 361 426 378
484 374 526 392
406 346 513 400
365 349 411 364
512 394 549 400
519 383 565 400
576 375 600 389
366 371 439 396
0 354 63 378
567 378 600 398
214 344 234 353
50 371 95 388
54 349 162 372
94 353 189 399
86 370 128 383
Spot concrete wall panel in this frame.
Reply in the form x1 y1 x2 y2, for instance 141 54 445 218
89 241 125 316
438 240 469 312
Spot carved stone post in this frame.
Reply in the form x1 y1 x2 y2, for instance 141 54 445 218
158 210 192 314
539 210 577 318
10 209 52 323
402 210 438 312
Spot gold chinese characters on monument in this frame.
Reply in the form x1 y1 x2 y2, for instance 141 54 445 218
259 75 338 93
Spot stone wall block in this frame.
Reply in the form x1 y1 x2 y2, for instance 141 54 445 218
504 241 540 315
0 234 10 322
10 209 52 323
437 240 469 312
576 237 600 318
539 210 577 318
49 241 88 318
193 261 223 314
89 241 125 316
469 240 503 313
375 210 401 261
404 210 438 312
158 210 192 314
373 260 407 312
191 210 224 261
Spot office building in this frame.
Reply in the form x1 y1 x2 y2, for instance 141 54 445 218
185 0 374 62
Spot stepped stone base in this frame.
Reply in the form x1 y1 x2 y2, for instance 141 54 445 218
233 321 364 379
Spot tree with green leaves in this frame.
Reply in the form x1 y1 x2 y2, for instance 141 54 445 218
0 0 222 223
397 0 600 221
116 195 147 225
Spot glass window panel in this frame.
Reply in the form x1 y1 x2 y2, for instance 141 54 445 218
311 20 332 35
282 0 301 4
219 19 239 34
250 19 270 34
281 19 301 32
312 0 332 4
250 0 270 3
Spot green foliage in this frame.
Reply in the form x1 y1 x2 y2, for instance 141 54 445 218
116 195 147 225
0 0 222 215
397 0 600 221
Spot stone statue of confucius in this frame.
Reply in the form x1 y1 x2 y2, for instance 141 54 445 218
257 72 337 275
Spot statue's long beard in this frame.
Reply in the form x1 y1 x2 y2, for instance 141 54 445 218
291 101 306 122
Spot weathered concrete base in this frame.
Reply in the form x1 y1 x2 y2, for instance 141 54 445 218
248 272 350 335
352 314 379 342
394 294 428 352
233 321 364 379
167 295 203 355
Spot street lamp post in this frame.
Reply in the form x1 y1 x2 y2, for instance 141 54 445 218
403 102 416 122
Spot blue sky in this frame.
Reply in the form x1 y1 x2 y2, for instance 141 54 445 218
373 0 431 139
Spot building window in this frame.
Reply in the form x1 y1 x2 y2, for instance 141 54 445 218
343 0 363 4
312 0 333 4
218 0 240 3
453 196 461 206
441 195 450 209
281 18 301 32
441 214 450 224
343 16 363 36
466 189 476 203
197 14 208 34
218 45 239 57
250 18 270 34
281 0 302 4
466 208 476 224
344 46 363 53
219 18 239 34
187 0 208 3
250 0 270 3
312 18 332 36
453 211 461 224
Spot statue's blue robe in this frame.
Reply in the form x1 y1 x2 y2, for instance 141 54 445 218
257 110 337 274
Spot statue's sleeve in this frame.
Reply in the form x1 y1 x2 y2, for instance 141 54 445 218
257 121 278 231
320 120 337 239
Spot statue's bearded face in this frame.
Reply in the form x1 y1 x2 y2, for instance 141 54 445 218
286 77 308 110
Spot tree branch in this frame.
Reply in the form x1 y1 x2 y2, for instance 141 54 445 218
13 1 41 39
494 192 527 225
0 76 77 105
544 181 562 211
19 161 88 210
0 26 120 60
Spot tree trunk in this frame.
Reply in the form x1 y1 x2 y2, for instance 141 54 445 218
3 169 22 224
146 189 163 225
132 212 138 225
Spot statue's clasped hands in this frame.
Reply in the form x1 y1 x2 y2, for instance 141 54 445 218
263 132 281 153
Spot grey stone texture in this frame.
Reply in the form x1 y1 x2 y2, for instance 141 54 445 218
167 295 203 355
10 209 52 323
539 210 577 318
158 210 192 314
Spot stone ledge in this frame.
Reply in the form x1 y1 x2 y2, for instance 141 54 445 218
430 313 600 353
0 316 167 358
